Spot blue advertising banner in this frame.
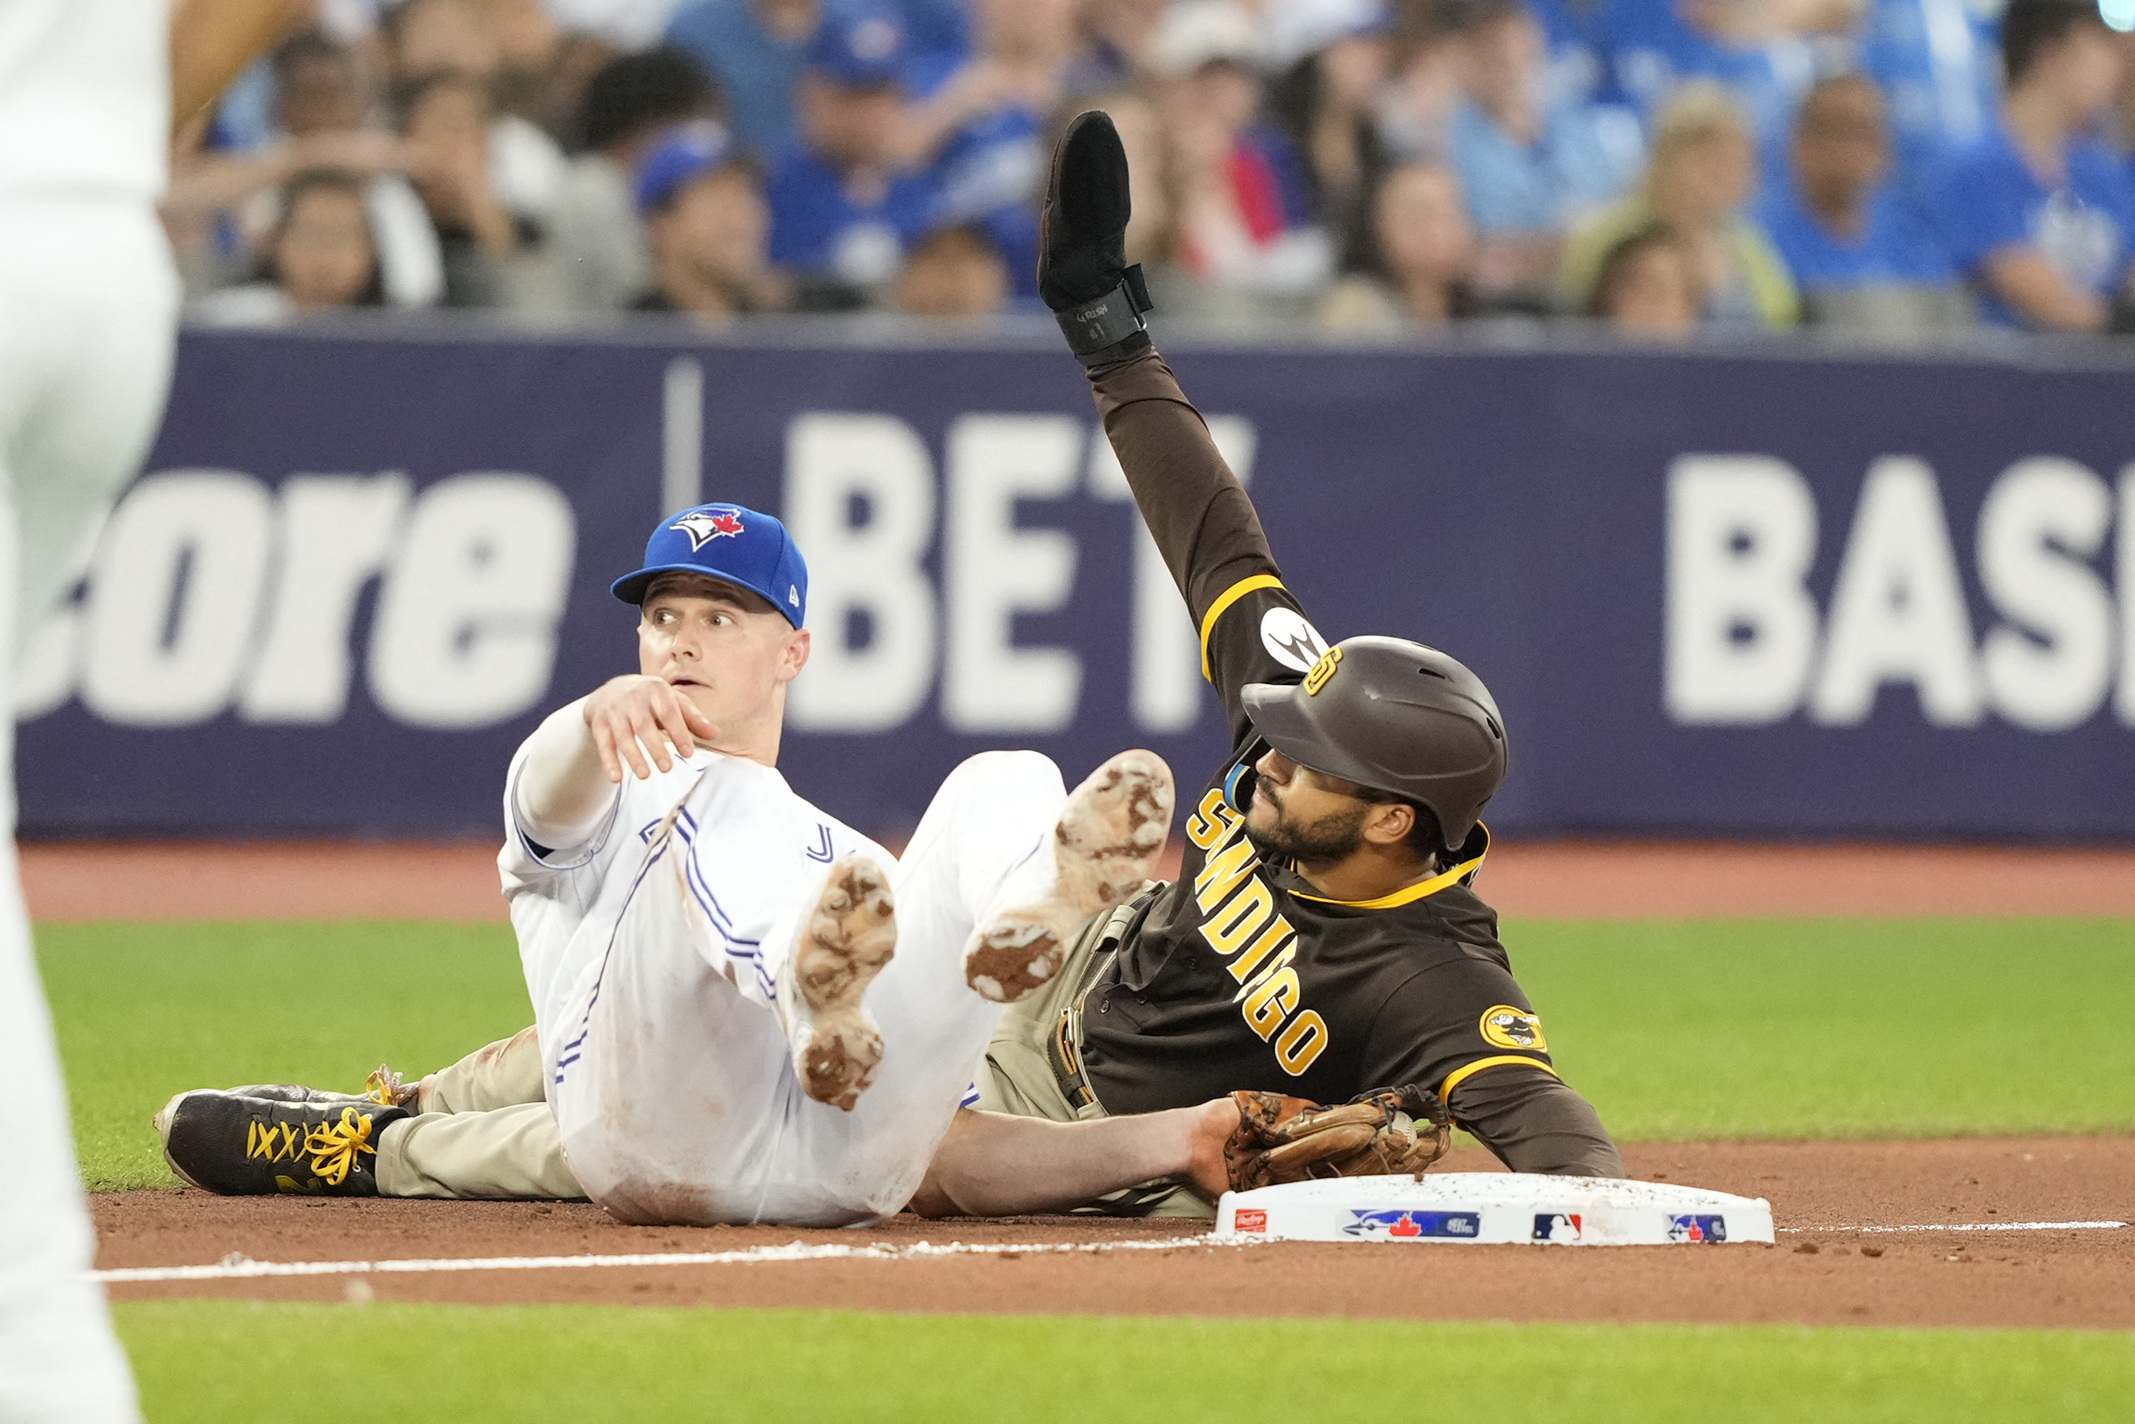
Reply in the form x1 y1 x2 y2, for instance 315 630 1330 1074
18 325 2135 840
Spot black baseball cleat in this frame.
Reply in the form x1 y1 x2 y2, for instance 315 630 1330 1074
222 1064 419 1111
1038 109 1153 366
153 1090 410 1196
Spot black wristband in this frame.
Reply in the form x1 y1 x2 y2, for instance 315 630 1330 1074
1054 264 1153 365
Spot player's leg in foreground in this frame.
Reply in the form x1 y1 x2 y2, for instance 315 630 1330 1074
547 744 1171 1226
0 199 180 1423
154 1027 585 1199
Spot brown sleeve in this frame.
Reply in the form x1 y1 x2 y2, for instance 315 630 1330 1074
1089 348 1324 739
1087 348 1282 629
1447 1066 1627 1178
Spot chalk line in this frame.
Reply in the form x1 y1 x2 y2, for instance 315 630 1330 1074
1778 1221 2127 1235
94 1235 1239 1285
98 1220 2129 1283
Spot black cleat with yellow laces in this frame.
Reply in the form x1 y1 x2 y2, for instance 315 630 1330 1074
153 1089 410 1195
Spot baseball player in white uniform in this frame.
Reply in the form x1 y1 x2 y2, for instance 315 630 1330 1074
2 1 297 1418
159 503 1176 1226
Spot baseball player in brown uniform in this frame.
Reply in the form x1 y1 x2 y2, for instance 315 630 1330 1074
911 110 1624 1217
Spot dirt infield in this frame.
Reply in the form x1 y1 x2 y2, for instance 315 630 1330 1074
26 838 2135 921
94 1138 2134 1329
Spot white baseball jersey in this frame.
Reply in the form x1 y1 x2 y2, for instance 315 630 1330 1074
500 741 1073 1227
0 0 168 203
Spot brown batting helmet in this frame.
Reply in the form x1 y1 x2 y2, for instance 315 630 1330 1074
1239 635 1508 851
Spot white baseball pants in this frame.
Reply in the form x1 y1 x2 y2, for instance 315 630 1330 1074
0 196 176 1424
547 750 1068 1227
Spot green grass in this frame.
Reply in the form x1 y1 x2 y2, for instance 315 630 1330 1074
38 921 530 1190
36 917 2135 1190
1506 918 2135 1141
116 1302 2135 1422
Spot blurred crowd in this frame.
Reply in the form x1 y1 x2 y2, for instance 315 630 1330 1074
167 0 2135 338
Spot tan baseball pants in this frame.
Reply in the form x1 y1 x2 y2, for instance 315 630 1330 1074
373 1027 584 1199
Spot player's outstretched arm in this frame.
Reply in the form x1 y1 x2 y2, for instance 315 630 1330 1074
516 678 717 849
908 1102 1237 1217
1040 114 1299 730
169 0 305 137
1449 1068 1626 1178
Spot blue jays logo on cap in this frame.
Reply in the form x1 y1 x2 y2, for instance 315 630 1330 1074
611 502 809 628
670 507 746 549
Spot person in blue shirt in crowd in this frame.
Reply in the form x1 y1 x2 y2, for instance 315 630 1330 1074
1447 0 1645 300
764 2 943 305
1858 0 2001 216
1755 73 1968 330
891 0 1081 301
665 0 822 160
1931 0 2135 331
1604 0 1830 183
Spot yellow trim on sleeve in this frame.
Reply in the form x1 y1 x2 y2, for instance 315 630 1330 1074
1438 1054 1558 1101
1197 575 1286 680
1285 833 1488 910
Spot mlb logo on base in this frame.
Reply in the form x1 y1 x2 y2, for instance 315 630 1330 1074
1532 1212 1583 1242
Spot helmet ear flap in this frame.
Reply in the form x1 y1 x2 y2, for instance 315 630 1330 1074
1223 745 1265 815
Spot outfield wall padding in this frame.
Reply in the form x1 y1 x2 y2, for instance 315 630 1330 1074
21 324 2135 840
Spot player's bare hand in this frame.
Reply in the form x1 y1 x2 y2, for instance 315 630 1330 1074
1184 1096 1243 1202
584 675 718 781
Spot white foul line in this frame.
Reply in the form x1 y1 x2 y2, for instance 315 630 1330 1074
1778 1221 2127 1235
96 1220 2130 1284
94 1235 1233 1286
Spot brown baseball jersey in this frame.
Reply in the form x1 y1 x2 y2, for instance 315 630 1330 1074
1070 349 1620 1177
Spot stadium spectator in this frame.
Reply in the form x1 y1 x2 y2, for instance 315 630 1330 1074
1605 0 1837 178
900 0 1082 297
1071 0 1170 90
1561 82 1797 328
666 0 822 159
191 168 385 324
1858 0 2001 212
1930 0 2135 332
632 123 790 316
1157 0 1333 306
1756 74 1969 331
400 72 529 305
765 4 942 304
1266 0 1393 259
1372 8 1464 162
1314 159 1479 330
1584 223 1701 336
164 30 446 308
386 0 570 238
1446 0 1643 300
889 222 1012 314
385 0 504 84
548 46 721 310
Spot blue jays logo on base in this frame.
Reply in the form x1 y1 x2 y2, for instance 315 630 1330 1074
1344 1209 1481 1240
671 508 745 550
1532 1212 1583 1242
1667 1214 1727 1243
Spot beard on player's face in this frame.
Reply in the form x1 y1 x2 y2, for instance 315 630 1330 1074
1245 778 1371 863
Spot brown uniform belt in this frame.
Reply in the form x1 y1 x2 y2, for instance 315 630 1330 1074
1044 889 1158 1114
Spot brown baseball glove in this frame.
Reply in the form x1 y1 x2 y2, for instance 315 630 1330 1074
1224 1084 1451 1192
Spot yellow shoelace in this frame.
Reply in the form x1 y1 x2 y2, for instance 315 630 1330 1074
301 1107 380 1187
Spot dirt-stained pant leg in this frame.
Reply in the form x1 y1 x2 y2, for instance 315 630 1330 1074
373 1027 586 1199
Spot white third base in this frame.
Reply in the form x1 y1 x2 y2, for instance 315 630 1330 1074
1216 1173 1774 1245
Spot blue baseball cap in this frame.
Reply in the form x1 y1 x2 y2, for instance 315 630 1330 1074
634 121 744 213
807 4 906 89
611 503 809 628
